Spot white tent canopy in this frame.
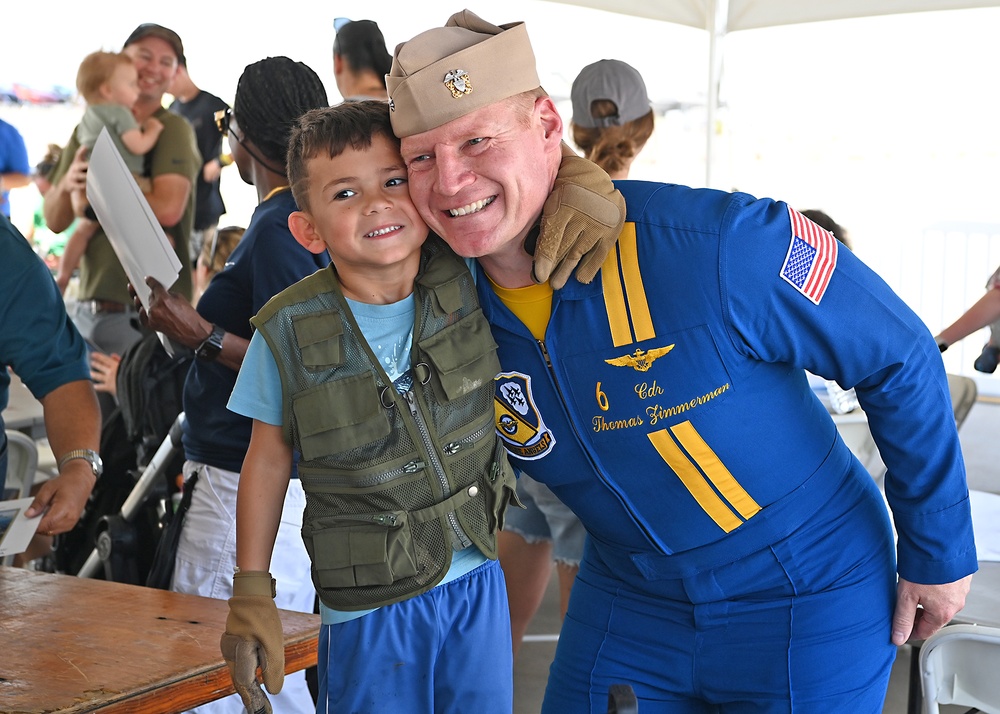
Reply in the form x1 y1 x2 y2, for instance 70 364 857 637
543 0 1000 32
545 0 1000 185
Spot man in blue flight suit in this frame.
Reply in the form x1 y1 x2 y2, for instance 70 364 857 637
387 10 977 713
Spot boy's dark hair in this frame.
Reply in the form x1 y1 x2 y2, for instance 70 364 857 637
287 100 396 212
233 56 329 167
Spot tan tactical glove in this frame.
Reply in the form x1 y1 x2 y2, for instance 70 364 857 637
533 142 626 289
220 571 284 714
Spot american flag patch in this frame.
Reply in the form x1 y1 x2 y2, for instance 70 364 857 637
780 207 838 305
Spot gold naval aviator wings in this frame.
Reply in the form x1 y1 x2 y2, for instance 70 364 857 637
601 222 759 533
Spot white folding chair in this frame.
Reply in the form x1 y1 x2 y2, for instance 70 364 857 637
4 429 38 501
919 624 1000 714
3 430 39 566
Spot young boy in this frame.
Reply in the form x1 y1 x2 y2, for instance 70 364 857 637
222 100 520 713
57 50 163 292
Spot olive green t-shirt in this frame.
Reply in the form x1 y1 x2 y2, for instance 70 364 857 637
51 106 198 303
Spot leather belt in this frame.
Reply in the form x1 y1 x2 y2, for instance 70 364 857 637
84 299 130 314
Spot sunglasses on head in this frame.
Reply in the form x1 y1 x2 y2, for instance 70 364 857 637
214 107 286 176
214 108 235 138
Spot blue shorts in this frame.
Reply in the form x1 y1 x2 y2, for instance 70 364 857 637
543 470 898 713
316 558 513 713
504 473 586 566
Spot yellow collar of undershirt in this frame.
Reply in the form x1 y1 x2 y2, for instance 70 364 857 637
486 275 553 341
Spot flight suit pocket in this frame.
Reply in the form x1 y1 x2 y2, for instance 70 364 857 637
293 373 391 460
419 309 500 401
304 511 418 589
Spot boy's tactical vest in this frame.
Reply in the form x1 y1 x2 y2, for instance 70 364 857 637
252 237 518 610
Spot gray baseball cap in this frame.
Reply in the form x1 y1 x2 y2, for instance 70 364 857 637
571 59 650 128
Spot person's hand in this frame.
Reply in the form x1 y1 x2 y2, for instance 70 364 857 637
90 352 121 397
61 146 89 194
24 462 96 535
131 276 208 348
532 143 625 289
55 268 72 295
892 575 973 645
144 116 164 135
203 159 223 183
220 571 284 714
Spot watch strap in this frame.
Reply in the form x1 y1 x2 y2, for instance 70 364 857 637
196 324 226 361
58 448 103 478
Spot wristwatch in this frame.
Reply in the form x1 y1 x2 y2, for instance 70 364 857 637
58 449 103 479
195 324 226 361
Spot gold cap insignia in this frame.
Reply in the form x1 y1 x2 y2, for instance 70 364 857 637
444 69 473 98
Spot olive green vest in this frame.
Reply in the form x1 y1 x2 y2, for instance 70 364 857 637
252 237 518 610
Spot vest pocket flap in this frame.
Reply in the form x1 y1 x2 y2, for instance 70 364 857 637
293 375 391 459
306 513 419 589
293 310 344 367
419 310 500 401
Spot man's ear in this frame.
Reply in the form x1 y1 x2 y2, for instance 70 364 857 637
288 211 328 254
536 96 564 149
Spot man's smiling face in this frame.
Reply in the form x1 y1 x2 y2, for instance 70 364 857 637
400 95 562 262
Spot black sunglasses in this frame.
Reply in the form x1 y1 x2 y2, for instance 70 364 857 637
215 108 284 175
215 108 237 139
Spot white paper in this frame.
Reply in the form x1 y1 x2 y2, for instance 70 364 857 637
0 498 41 557
86 128 181 309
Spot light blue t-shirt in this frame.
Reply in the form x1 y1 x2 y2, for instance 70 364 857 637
229 290 487 624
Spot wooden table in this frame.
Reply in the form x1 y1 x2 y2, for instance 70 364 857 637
0 567 320 713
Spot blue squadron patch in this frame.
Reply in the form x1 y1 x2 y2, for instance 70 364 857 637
494 371 555 460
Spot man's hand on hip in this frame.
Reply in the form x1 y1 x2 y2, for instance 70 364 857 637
892 574 973 645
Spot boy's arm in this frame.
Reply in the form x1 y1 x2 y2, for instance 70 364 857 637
225 419 292 712
533 142 625 289
235 419 292 571
119 117 164 156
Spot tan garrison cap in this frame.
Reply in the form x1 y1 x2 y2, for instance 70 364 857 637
386 9 540 137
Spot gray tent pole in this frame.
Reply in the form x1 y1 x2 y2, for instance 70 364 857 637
706 0 729 188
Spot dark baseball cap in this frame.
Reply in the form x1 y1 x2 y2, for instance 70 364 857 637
123 23 185 64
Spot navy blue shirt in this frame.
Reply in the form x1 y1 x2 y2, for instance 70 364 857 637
181 189 329 472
